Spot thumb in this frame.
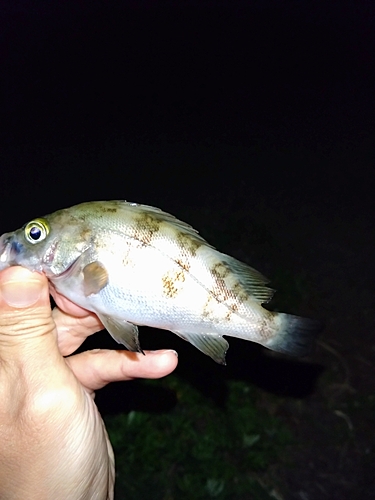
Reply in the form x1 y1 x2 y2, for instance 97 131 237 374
0 266 56 351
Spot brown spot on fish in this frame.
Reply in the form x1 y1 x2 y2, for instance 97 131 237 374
132 213 162 245
202 294 216 320
79 227 93 242
259 312 277 341
102 207 117 213
121 246 134 267
175 258 191 272
232 282 248 304
202 291 238 324
224 310 233 322
210 270 233 304
176 231 202 257
162 269 186 298
208 265 247 316
211 262 230 279
230 302 239 313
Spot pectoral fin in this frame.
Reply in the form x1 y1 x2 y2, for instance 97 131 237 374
99 313 143 354
172 330 229 365
83 261 109 296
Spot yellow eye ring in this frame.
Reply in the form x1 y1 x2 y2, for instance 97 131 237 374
24 218 50 244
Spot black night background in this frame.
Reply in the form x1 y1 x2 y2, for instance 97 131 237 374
1 1 374 498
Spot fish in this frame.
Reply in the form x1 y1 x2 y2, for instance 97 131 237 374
0 201 321 364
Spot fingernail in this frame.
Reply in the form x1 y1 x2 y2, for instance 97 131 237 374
149 349 178 357
1 279 43 308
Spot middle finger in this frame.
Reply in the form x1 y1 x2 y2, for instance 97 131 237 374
53 307 104 356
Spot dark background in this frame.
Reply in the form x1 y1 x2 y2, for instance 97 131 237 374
1 1 374 219
1 1 374 498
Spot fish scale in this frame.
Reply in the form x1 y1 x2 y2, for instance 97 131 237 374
0 200 322 364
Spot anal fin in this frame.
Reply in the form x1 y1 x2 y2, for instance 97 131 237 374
172 330 229 365
99 313 143 354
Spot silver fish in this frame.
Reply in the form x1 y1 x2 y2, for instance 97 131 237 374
0 201 320 364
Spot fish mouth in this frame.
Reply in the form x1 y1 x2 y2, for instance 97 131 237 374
0 233 25 270
0 233 14 270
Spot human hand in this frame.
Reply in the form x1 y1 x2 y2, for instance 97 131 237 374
0 267 178 500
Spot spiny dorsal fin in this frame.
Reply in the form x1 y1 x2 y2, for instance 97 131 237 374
115 201 214 248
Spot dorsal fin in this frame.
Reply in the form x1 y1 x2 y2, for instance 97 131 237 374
118 201 213 247
219 253 275 304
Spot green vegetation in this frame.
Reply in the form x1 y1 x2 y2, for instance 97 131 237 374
105 376 291 499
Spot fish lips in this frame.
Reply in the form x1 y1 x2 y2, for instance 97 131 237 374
0 233 24 269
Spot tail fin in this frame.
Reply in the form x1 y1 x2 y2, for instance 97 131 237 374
265 313 323 357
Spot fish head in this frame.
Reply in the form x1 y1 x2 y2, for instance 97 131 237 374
0 212 92 278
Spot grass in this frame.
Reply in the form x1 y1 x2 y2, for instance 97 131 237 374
104 376 291 500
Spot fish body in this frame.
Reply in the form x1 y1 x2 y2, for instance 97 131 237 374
0 201 320 363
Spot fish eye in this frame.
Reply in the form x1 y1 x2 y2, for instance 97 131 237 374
24 219 50 244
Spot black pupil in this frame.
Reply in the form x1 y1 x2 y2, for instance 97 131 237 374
30 226 42 240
